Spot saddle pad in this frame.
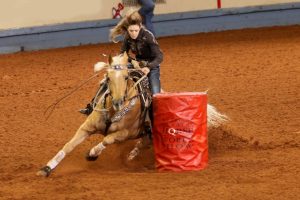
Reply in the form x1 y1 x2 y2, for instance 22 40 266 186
152 92 208 172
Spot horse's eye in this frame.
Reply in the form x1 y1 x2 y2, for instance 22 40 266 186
125 76 129 80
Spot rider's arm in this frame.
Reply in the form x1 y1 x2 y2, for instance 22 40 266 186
145 31 163 69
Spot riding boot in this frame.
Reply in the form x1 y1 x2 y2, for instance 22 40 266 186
146 66 160 139
79 102 93 115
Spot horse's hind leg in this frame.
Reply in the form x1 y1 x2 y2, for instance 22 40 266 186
128 134 151 161
36 125 91 177
87 130 129 160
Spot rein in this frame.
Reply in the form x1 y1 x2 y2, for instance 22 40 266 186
129 73 148 93
93 69 147 113
44 73 100 120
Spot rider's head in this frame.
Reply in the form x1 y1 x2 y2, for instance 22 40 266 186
110 10 142 42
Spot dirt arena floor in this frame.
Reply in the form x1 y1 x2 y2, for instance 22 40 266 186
0 25 299 200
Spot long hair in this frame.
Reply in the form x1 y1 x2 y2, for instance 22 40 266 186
110 9 142 43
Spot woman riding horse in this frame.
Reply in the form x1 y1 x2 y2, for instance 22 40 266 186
80 9 163 116
37 53 153 177
36 10 228 177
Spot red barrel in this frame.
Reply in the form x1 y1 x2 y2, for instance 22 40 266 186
152 92 208 172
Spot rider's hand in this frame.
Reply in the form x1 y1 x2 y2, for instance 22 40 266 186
139 60 149 68
141 67 150 75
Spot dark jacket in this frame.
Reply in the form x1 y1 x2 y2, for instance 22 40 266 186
121 27 163 69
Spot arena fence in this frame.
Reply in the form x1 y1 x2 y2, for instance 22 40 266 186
0 2 300 54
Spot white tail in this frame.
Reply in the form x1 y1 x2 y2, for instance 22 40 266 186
207 104 229 128
160 89 228 128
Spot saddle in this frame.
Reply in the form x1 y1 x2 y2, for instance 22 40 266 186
129 69 152 109
129 70 153 138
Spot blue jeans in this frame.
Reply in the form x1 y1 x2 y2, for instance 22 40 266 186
148 66 160 94
148 66 160 128
138 0 155 35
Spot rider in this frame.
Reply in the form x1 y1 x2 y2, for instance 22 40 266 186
110 9 163 94
80 10 163 116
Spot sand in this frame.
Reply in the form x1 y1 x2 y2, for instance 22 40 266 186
0 25 299 200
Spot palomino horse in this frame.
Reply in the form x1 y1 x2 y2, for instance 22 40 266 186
37 52 152 177
37 52 228 177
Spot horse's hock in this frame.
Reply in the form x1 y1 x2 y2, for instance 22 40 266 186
152 92 208 171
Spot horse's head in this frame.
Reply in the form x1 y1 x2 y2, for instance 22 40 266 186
106 52 130 111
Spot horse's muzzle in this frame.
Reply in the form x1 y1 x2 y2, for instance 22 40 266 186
112 99 124 111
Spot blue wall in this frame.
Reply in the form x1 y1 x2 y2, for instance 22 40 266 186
1 3 300 54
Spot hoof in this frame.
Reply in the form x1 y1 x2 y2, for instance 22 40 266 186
36 166 51 177
85 152 98 161
127 154 136 161
128 148 139 161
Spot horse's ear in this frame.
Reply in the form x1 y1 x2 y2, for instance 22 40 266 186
123 51 128 60
108 55 113 66
122 51 129 65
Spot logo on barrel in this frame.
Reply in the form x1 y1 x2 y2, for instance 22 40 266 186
166 127 193 136
162 120 195 150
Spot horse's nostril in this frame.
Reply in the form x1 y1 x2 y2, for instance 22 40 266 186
113 99 124 110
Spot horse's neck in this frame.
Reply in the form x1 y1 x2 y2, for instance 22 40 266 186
126 79 139 98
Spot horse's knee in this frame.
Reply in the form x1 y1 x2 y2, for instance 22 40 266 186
102 135 115 145
62 142 75 154
103 131 128 145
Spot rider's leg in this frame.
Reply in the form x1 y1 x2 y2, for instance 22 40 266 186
146 66 161 135
148 66 161 95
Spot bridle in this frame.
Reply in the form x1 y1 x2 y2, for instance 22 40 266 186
93 66 144 134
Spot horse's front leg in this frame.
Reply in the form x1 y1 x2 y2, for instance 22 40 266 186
36 123 94 177
86 129 129 160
